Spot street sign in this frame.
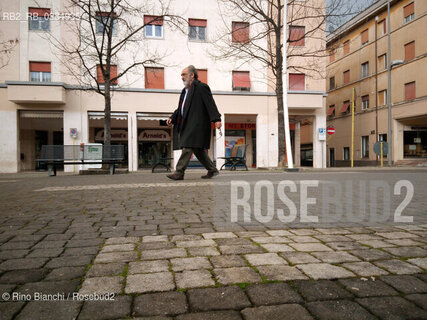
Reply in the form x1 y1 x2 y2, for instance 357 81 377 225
70 128 77 139
327 126 335 135
318 128 326 141
373 141 388 155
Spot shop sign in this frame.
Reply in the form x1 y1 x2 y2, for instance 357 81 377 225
95 129 128 141
139 130 170 141
225 123 256 130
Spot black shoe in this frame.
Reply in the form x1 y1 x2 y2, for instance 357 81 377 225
201 170 219 179
167 173 184 180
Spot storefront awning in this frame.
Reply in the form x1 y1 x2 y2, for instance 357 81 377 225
20 110 63 119
137 113 171 121
88 111 128 120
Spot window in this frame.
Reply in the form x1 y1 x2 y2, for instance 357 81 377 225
361 29 369 45
145 67 164 89
189 19 206 41
362 95 369 110
378 54 387 70
29 61 51 82
232 71 250 91
232 22 249 43
144 15 163 38
378 90 387 106
343 70 350 84
289 73 305 91
378 19 386 36
28 7 50 31
343 40 350 55
343 147 350 160
362 136 369 158
405 81 416 100
198 69 207 84
404 2 414 23
329 76 335 90
289 26 305 46
341 100 350 114
328 105 335 118
404 41 415 61
96 12 117 35
329 50 335 63
97 64 118 85
361 62 369 78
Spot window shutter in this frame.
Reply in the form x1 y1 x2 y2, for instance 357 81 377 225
289 26 305 46
404 41 415 61
340 101 350 113
329 50 335 63
232 71 251 89
97 64 118 84
361 29 368 44
232 22 249 43
405 82 416 100
343 70 350 84
344 40 350 54
29 61 51 72
189 19 207 27
198 69 207 84
144 15 163 26
29 7 50 17
145 67 164 89
404 2 414 18
289 73 305 91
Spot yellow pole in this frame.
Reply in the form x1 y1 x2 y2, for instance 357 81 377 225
351 88 355 168
73 137 75 173
380 141 383 168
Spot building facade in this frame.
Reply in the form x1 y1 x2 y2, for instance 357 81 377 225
0 0 327 173
326 0 426 166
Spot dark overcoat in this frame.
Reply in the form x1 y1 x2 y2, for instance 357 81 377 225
170 79 221 150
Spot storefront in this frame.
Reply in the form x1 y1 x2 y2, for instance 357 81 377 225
404 129 427 158
138 129 171 169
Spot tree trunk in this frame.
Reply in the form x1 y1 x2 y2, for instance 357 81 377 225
104 84 111 147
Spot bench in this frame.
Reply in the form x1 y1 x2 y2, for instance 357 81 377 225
219 144 248 171
151 145 173 173
36 145 125 176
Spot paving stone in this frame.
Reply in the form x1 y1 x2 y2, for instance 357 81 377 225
376 232 419 239
245 253 287 266
306 300 376 320
241 304 313 320
0 249 29 259
62 246 99 256
16 280 80 296
95 251 138 263
142 235 169 243
297 263 355 280
341 262 389 277
373 259 422 274
259 243 294 252
176 310 242 320
386 239 424 246
327 242 367 251
0 301 25 320
171 257 211 271
0 269 49 284
237 231 269 237
45 266 86 280
257 265 308 281
406 294 427 310
219 245 264 254
358 240 396 248
26 248 64 258
66 239 103 247
140 242 176 251
251 236 291 244
280 252 320 264
188 246 220 256
314 235 352 242
408 257 427 269
87 262 125 277
30 241 67 250
311 251 360 263
289 243 333 252
0 284 15 301
215 238 253 246
348 249 393 261
316 228 352 235
14 301 82 320
171 235 202 242
129 260 169 274
290 229 320 236
293 279 353 301
141 248 187 260
1 241 39 250
176 240 216 248
133 291 188 316
0 258 48 271
105 237 139 245
379 275 427 294
78 295 132 320
346 234 383 241
101 243 135 253
356 296 427 320
246 282 303 305
187 286 251 311
126 272 174 293
176 270 215 289
383 246 427 258
79 276 123 294
209 255 247 268
338 278 399 297
202 232 236 239
45 255 93 268
214 267 262 284
288 236 320 243
265 230 293 236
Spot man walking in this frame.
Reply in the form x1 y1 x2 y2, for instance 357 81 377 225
166 65 221 180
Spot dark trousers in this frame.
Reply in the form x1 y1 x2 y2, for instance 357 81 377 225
175 148 217 175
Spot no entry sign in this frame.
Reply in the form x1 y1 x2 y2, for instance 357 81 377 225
327 126 335 135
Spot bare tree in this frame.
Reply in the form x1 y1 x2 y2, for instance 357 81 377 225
0 36 18 69
212 0 364 166
47 0 184 146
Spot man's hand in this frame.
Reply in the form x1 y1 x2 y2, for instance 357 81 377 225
214 121 222 129
167 118 173 127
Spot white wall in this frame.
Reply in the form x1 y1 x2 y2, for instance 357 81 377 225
0 110 19 173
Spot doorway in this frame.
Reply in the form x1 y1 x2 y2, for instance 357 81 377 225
329 148 335 167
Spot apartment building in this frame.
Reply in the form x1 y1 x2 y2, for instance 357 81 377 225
0 0 326 173
326 0 426 166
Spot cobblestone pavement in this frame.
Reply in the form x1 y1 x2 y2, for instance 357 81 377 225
0 169 426 319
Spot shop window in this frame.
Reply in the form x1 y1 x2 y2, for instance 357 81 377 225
343 70 350 84
343 40 350 55
378 19 386 36
289 73 305 91
29 7 50 31
289 26 305 46
404 2 414 23
404 131 426 158
361 62 369 78
198 69 207 84
361 29 369 45
378 89 387 106
343 147 350 160
405 81 416 100
144 15 163 38
362 95 369 110
329 76 335 90
232 71 250 91
145 67 164 89
97 64 118 85
96 11 117 35
404 41 415 61
29 61 51 82
378 54 387 71
361 136 369 158
232 22 249 43
189 19 207 41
